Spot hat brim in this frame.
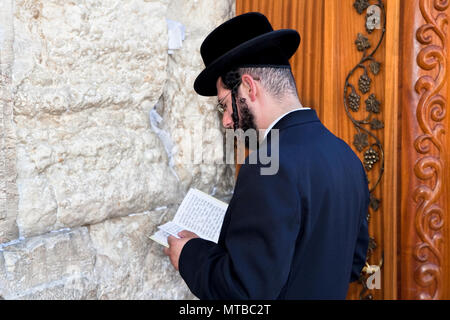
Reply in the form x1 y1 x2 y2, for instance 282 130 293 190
194 29 301 96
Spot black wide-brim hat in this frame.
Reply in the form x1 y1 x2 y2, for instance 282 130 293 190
194 12 301 97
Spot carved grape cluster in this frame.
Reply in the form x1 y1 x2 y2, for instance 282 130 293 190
364 147 380 171
348 92 361 112
359 74 372 94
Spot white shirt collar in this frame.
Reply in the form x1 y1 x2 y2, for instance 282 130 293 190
263 106 311 140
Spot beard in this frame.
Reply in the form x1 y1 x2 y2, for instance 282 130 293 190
238 98 256 131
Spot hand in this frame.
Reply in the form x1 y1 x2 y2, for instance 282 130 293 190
164 230 199 270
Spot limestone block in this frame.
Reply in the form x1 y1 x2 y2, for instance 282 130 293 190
0 1 19 243
0 227 97 299
11 0 183 237
162 0 236 195
89 208 194 299
0 0 19 244
167 0 235 36
0 208 196 300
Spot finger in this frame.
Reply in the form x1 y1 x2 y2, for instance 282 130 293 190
167 235 176 245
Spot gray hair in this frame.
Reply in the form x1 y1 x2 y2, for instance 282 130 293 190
237 67 298 100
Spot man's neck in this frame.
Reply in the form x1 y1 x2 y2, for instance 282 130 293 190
256 95 304 131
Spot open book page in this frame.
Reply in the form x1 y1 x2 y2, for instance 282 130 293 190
149 230 171 247
158 221 183 239
173 188 228 243
149 188 228 247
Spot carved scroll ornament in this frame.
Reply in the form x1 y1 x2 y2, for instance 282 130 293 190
413 0 448 300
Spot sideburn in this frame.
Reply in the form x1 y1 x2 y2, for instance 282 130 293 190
235 97 260 149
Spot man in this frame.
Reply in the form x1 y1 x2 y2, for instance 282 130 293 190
164 12 369 299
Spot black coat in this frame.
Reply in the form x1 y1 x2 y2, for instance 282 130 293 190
179 109 369 299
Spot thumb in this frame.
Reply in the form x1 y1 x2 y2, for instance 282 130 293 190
178 230 199 238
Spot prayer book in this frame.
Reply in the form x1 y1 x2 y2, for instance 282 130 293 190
149 188 228 247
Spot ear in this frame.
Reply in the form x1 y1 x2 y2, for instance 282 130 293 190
240 74 258 102
216 77 225 93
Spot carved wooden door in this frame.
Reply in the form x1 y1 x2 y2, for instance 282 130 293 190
236 0 450 300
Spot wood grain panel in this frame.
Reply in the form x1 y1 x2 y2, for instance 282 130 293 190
334 1 386 300
236 0 325 118
381 0 400 300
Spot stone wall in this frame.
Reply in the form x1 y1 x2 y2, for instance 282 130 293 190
0 0 235 299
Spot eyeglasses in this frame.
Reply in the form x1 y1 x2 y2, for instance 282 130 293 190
215 77 260 114
216 82 241 115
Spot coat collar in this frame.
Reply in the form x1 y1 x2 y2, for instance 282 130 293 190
262 109 320 145
270 108 320 132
